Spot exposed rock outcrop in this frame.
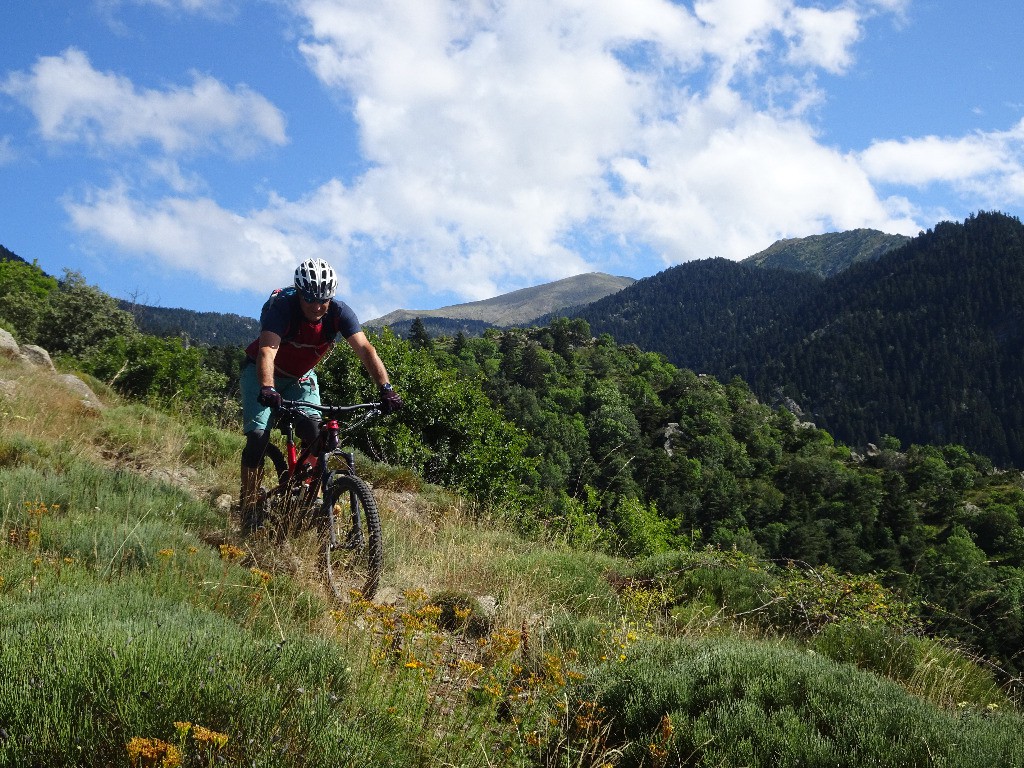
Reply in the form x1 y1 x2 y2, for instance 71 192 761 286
0 332 104 410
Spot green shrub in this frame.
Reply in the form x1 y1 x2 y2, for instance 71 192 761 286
0 433 53 470
566 635 1024 768
0 459 221 534
629 548 774 626
502 549 619 617
429 589 494 637
614 496 674 557
764 564 920 636
811 622 1008 710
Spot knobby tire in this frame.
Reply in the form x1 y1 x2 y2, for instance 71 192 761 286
322 473 383 601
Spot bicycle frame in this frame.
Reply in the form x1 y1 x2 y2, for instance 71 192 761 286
271 399 380 495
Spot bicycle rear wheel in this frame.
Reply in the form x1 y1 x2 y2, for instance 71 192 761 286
322 473 383 601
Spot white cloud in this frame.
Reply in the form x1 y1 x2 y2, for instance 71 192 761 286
784 6 861 73
44 0 1023 316
858 119 1024 216
860 120 1024 186
282 0 917 291
64 183 343 295
2 48 286 156
605 101 921 263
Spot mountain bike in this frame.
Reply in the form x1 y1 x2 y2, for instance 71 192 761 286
258 398 384 600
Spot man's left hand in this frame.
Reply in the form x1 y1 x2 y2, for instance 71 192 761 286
379 384 403 415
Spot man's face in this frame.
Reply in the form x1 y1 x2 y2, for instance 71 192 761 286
299 295 330 322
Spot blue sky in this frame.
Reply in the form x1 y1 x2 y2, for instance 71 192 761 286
2 0 1023 323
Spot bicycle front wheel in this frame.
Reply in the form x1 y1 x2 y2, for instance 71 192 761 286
322 474 383 601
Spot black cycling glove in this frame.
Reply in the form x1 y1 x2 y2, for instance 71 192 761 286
258 386 283 409
379 384 403 415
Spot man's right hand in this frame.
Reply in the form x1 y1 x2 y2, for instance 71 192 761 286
258 386 283 409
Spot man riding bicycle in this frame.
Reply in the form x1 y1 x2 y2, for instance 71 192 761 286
239 258 403 534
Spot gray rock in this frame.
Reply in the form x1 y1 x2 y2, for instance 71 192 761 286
19 344 56 371
57 373 105 411
0 329 19 358
475 595 498 621
660 422 682 457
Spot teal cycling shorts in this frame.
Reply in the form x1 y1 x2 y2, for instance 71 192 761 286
240 361 321 435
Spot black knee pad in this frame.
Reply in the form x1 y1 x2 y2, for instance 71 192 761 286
242 429 269 467
294 413 322 445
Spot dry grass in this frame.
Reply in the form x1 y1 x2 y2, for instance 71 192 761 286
0 357 104 456
5 355 1024 768
374 487 569 626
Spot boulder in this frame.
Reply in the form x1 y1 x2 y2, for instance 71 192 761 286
19 344 56 371
57 373 105 411
0 329 19 359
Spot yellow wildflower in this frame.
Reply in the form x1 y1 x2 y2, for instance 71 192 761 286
191 724 229 749
403 586 429 605
659 713 673 741
126 737 183 767
218 544 246 562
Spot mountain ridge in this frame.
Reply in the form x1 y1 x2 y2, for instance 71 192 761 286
741 228 910 276
367 271 636 329
567 211 1024 466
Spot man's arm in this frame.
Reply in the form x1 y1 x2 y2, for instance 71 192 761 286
345 331 390 387
256 330 282 387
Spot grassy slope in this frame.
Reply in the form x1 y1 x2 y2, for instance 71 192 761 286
742 229 910 277
1 353 1022 767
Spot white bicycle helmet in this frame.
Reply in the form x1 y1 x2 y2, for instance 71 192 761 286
294 258 338 301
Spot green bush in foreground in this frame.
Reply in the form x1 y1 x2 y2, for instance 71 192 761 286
564 636 1024 768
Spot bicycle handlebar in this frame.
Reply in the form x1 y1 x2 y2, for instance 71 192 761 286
276 399 381 418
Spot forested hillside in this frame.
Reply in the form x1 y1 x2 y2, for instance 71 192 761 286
118 300 259 348
368 271 635 329
560 258 823 374
377 315 495 340
570 212 1024 467
739 212 1024 464
394 321 1024 680
1 244 26 264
